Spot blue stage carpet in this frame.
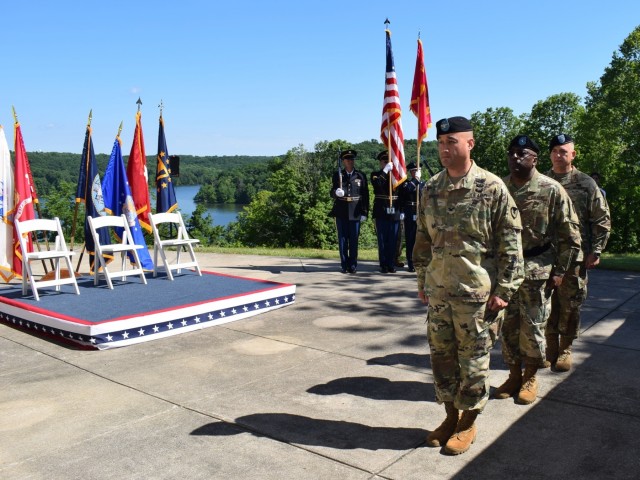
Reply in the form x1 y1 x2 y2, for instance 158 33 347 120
0 270 296 350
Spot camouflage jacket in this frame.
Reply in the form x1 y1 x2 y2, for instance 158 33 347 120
504 170 581 280
546 167 611 259
414 161 524 303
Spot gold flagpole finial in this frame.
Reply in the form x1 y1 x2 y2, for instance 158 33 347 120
11 105 18 124
384 18 390 26
117 120 123 138
136 97 142 112
87 109 93 127
158 99 164 117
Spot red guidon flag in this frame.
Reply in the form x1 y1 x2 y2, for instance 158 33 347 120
127 110 152 232
410 38 432 144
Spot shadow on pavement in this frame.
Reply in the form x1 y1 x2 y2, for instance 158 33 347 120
192 413 429 451
307 376 435 402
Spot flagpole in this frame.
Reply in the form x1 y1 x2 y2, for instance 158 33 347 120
385 20 393 210
416 34 421 213
71 110 92 251
12 106 51 274
73 110 94 273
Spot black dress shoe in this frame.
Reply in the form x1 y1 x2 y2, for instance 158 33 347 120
341 268 347 274
388 266 397 273
395 261 405 267
379 266 389 273
408 267 416 272
348 266 357 274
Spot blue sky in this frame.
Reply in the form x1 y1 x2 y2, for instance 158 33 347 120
1 1 639 156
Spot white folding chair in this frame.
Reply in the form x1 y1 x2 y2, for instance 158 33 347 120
15 217 80 301
87 214 148 289
149 212 202 280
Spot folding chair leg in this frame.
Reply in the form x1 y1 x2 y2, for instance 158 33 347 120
22 259 28 296
153 245 159 278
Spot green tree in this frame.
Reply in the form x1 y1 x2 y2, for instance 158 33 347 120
522 92 585 172
470 107 524 177
40 180 83 242
184 205 225 245
577 26 640 252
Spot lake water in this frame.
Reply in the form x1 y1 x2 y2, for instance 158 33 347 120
174 185 244 227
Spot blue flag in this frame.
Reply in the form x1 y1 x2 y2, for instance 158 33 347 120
156 114 177 213
102 137 154 270
75 125 111 271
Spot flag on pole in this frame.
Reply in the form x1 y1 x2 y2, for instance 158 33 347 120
0 125 15 282
76 123 111 271
11 120 37 278
127 110 152 232
102 136 154 270
380 27 406 188
155 114 177 213
410 38 432 144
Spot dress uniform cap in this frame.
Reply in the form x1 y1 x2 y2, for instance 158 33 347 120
341 149 357 160
377 150 389 161
436 116 473 137
509 135 540 155
548 133 574 152
406 162 418 170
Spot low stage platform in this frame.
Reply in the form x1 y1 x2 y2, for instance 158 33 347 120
0 270 296 350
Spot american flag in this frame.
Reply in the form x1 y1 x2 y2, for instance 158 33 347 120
380 27 406 188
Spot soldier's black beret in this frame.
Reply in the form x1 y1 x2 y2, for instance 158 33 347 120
377 150 389 161
436 116 473 137
509 135 540 155
406 162 418 170
341 149 357 160
548 133 574 152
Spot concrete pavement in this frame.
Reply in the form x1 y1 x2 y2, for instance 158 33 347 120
1 253 640 479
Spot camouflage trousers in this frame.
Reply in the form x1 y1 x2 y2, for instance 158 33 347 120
547 263 588 340
427 298 500 412
501 279 551 368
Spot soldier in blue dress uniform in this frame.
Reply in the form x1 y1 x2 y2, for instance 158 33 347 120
399 162 425 272
371 150 403 273
329 149 369 274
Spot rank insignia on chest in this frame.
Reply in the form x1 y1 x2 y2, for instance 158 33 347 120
355 179 361 187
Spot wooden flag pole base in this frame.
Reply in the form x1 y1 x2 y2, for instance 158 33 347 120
41 269 83 281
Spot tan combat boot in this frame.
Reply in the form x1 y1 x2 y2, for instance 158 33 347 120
444 409 478 455
426 402 459 447
555 336 573 372
516 365 538 405
544 333 559 368
492 364 522 399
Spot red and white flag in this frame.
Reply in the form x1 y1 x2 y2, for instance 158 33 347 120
380 27 406 188
11 121 37 278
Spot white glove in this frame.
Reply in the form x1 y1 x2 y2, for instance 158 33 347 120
399 213 405 221
360 215 366 222
383 162 393 174
414 169 422 180
335 188 345 197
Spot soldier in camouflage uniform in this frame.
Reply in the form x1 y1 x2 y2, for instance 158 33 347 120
494 135 581 405
545 134 611 372
414 117 524 455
